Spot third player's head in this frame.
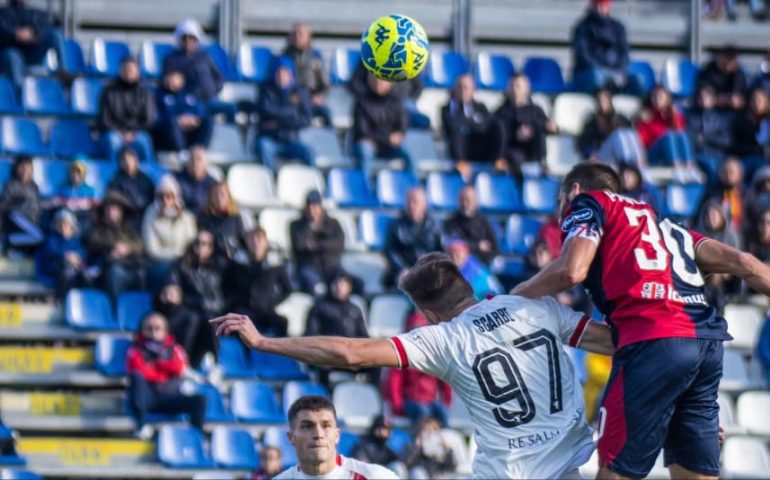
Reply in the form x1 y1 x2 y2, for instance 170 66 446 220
287 396 340 472
559 163 621 218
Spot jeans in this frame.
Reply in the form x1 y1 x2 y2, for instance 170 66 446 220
403 400 448 427
128 373 206 429
0 29 65 90
103 262 144 300
256 136 314 172
595 128 646 167
572 66 644 97
647 132 694 167
353 140 414 184
154 115 213 152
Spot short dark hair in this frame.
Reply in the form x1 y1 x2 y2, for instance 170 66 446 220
562 163 621 195
398 253 474 314
287 395 336 427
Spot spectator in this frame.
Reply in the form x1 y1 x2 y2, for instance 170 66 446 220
256 56 314 171
289 190 345 295
0 155 41 256
750 50 770 96
696 46 747 111
0 0 64 91
571 0 639 95
441 74 506 180
38 209 90 297
349 62 430 129
758 315 770 387
252 445 283 480
697 156 744 232
445 238 503 299
618 163 662 214
495 74 558 181
384 187 441 287
282 22 332 126
52 161 97 229
107 146 156 215
750 209 770 263
154 283 212 369
352 73 412 182
174 145 216 214
353 415 404 472
197 182 245 260
745 166 770 240
161 19 223 104
731 88 770 175
225 227 292 337
687 84 735 187
694 200 741 313
442 185 499 265
99 56 155 161
86 191 145 299
537 215 563 259
171 229 226 320
153 69 212 152
404 417 456 479
126 311 206 439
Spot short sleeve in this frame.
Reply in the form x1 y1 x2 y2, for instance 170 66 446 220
561 193 606 246
390 325 449 378
540 296 592 347
689 229 711 250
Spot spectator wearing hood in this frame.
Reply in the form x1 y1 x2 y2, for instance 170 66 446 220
0 155 41 255
106 146 156 215
442 185 498 265
174 145 216 215
52 161 97 230
197 182 245 260
619 163 661 215
750 50 770 97
161 19 223 104
687 84 736 187
353 415 405 474
696 46 747 111
38 209 90 297
282 23 332 127
256 56 314 171
694 200 741 313
171 229 226 321
730 88 769 170
154 283 212 369
744 166 770 241
142 175 197 264
153 69 212 152
445 238 503 300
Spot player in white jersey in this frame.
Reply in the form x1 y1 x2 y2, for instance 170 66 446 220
273 395 399 480
211 253 615 479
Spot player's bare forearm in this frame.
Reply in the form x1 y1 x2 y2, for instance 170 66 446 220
577 322 615 356
255 336 399 369
696 240 770 296
511 237 598 298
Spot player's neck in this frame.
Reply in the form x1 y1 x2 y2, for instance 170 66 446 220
447 297 478 318
299 455 338 476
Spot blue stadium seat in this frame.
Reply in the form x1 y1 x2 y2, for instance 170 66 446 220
139 41 174 79
387 428 412 456
157 425 215 469
94 335 131 376
491 255 527 280
359 210 393 251
376 170 419 209
505 215 542 255
263 427 298 468
218 337 257 378
89 39 131 77
0 77 21 114
628 60 656 96
22 77 70 116
331 48 361 84
0 471 41 480
139 162 169 184
282 381 329 416
250 350 308 382
522 57 566 94
230 380 285 423
665 183 705 218
474 52 515 91
211 427 259 470
327 168 377 208
475 172 522 213
117 291 153 331
191 383 235 422
0 159 11 188
64 288 119 330
661 59 698 98
338 431 360 456
31 159 68 197
522 176 559 214
50 119 98 159
426 51 469 88
237 44 275 84
1 118 49 157
71 77 103 117
204 43 239 82
81 159 117 199
50 38 86 76
426 171 466 210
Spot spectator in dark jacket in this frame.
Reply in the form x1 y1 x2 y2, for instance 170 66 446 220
696 46 747 111
283 23 332 126
126 311 206 439
197 182 245 260
0 0 64 90
349 62 430 129
352 73 413 182
441 74 506 180
744 166 770 241
154 283 213 369
750 50 770 97
107 146 155 215
256 56 314 171
38 209 90 297
730 88 770 178
161 19 223 103
442 185 498 264
688 84 735 187
749 209 770 263
290 190 345 295
0 155 41 255
353 416 404 472
171 229 226 320
384 187 442 287
225 227 291 337
153 69 212 152
175 145 216 214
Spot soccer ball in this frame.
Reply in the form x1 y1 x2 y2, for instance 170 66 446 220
360 14 430 82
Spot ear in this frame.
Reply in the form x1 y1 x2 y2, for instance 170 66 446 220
286 429 296 446
570 182 583 197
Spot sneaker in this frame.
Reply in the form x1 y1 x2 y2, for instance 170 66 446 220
135 424 155 440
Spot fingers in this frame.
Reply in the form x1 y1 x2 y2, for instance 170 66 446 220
215 318 244 337
209 313 247 326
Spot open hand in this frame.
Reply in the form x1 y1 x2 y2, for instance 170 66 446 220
209 313 262 349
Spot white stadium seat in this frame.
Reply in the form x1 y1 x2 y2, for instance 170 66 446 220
327 85 354 129
208 124 250 163
227 163 281 208
545 134 582 176
718 393 744 435
333 382 382 430
722 436 770 478
300 127 351 169
474 90 504 112
553 92 595 136
720 349 757 392
258 208 301 253
329 210 364 251
441 429 473 475
416 87 450 133
340 252 387 295
531 92 553 117
724 303 765 351
612 94 641 119
367 294 411 338
275 292 315 337
276 164 326 209
736 391 770 436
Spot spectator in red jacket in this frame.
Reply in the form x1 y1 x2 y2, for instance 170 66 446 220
385 311 452 426
126 311 206 439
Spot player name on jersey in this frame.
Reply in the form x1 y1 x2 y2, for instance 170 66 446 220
472 307 515 333
640 281 708 305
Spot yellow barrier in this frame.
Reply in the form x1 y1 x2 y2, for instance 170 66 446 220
0 347 91 374
29 393 82 416
0 303 22 327
18 438 154 466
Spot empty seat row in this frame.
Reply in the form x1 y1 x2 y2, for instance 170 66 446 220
65 289 153 331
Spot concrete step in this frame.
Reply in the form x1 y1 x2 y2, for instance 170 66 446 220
0 258 34 279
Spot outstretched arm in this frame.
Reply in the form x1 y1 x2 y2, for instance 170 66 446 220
695 239 770 297
511 237 598 298
577 322 615 356
210 313 400 368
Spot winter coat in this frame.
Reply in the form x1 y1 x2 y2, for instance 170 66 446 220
0 3 51 48
442 212 499 264
696 61 748 97
161 49 223 102
352 90 408 151
441 99 500 161
495 100 549 161
257 84 312 142
282 45 329 95
577 111 630 158
0 179 39 222
384 213 442 273
224 258 292 317
305 296 368 338
171 255 226 317
686 107 735 155
99 79 156 133
174 170 215 214
142 204 197 262
635 107 686 148
38 232 86 278
155 87 205 125
106 171 156 213
196 212 245 260
571 10 629 72
126 334 187 385
289 214 345 272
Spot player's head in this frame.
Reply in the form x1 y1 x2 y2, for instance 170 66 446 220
399 252 475 324
559 163 621 216
286 396 340 468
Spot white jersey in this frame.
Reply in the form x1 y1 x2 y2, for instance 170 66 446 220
389 295 595 479
273 454 400 480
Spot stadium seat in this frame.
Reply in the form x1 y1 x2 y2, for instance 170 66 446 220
139 41 174 79
522 176 559 214
724 303 765 351
415 88 450 135
545 134 582 176
94 335 132 376
275 292 315 337
251 350 309 381
263 427 298 468
612 94 642 119
628 60 656 96
300 127 350 169
49 38 86 76
665 183 705 218
368 294 411 337
218 337 258 378
237 44 275 83
504 215 543 255
0 159 11 188
327 168 377 208
22 77 70 116
426 171 466 210
1 118 49 157
426 51 469 88
331 48 360 84
522 57 565 94
720 349 756 392
89 39 131 77
722 436 770 478
0 78 21 114
341 252 387 295
376 170 418 209
717 393 744 435
282 381 329 416
191 383 235 422
386 428 411 457
65 288 119 330
158 425 215 468
442 428 473 475
258 208 301 253
403 129 447 173
81 159 118 198
276 164 326 209
0 472 42 480
447 398 474 432
116 291 153 331
475 172 522 213
736 391 770 436
204 43 239 82
50 119 98 159
227 163 281 208
327 85 354 129
230 380 285 423
531 92 553 117
208 124 250 163
337 431 360 456
70 77 102 118
31 158 67 197
553 93 595 136
474 52 515 91
330 210 363 251
211 427 258 469
333 382 382 429
490 256 527 282
661 58 698 98
358 210 393 251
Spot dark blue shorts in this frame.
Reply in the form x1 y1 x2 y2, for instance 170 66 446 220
597 337 723 478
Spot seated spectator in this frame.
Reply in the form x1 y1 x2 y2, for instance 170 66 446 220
0 155 41 256
290 190 345 295
442 185 499 265
384 187 441 287
745 166 770 240
353 415 405 474
162 19 223 105
86 191 145 299
694 200 741 313
697 156 744 232
749 209 770 263
174 145 216 214
687 84 736 187
441 74 506 180
404 417 456 479
126 311 206 439
153 69 212 152
0 0 64 90
154 283 212 369
750 50 770 96
696 46 747 111
256 56 314 171
445 238 503 299
635 85 700 182
197 182 245 260
282 22 332 127
758 315 770 386
107 146 156 215
171 229 226 320
730 88 770 176
51 161 97 229
99 56 156 161
495 74 558 181
225 227 292 337
618 163 661 214
352 73 413 182
38 209 91 297
252 445 283 480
